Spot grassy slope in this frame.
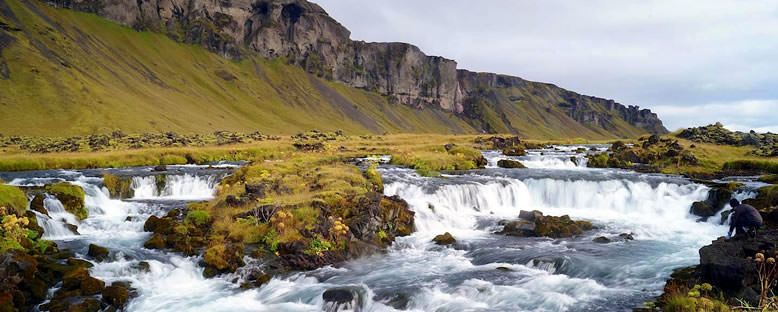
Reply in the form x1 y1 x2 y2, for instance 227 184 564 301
0 0 656 139
0 0 474 136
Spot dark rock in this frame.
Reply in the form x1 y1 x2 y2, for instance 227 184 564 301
593 236 611 243
496 266 513 271
619 233 635 240
499 220 536 236
102 285 130 308
432 232 456 245
143 233 166 249
497 159 526 169
152 165 167 171
87 244 109 262
65 298 101 312
690 182 740 219
519 210 543 221
500 214 593 238
66 258 93 268
134 261 151 272
502 146 526 156
66 223 79 235
322 288 355 304
30 194 49 217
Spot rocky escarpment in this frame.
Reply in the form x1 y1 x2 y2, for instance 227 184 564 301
42 0 667 136
678 123 778 157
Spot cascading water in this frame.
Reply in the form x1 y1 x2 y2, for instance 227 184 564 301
131 174 220 200
0 150 749 311
36 196 78 239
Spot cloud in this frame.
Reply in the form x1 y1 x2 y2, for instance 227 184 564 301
314 0 778 131
652 100 778 131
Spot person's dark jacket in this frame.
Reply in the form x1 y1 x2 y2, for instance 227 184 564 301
729 204 763 233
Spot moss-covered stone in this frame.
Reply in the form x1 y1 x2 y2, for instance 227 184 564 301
143 233 166 249
500 212 593 238
102 173 134 199
203 243 244 273
0 184 29 216
759 174 778 184
29 194 48 217
432 232 455 245
502 146 526 156
102 285 129 308
497 159 526 169
87 244 109 262
45 183 86 220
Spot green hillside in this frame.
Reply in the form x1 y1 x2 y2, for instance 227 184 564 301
0 0 655 139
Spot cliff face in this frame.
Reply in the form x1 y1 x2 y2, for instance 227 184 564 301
32 0 666 135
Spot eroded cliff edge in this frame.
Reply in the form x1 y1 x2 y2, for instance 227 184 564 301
23 0 667 135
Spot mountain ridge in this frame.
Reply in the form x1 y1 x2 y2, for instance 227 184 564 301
0 0 667 137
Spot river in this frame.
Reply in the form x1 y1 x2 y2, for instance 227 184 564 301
0 146 753 312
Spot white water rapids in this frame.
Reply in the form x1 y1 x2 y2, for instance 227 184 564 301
0 149 747 312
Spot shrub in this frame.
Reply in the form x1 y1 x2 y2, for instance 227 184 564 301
185 210 211 226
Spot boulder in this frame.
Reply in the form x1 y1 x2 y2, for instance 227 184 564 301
519 210 543 221
30 194 49 217
500 212 593 238
152 165 167 171
322 287 362 311
87 244 109 262
432 232 456 245
143 233 166 249
497 159 526 169
102 173 134 199
593 236 611 243
102 284 130 308
62 267 104 295
690 182 741 219
499 220 536 236
45 182 87 220
502 147 526 156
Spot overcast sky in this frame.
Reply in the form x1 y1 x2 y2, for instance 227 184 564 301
315 0 778 132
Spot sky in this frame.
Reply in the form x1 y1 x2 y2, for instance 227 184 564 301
315 0 778 133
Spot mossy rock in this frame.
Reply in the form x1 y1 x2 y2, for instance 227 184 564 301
62 267 104 295
744 185 778 210
204 243 245 273
759 174 778 184
0 184 29 216
102 173 134 199
502 147 526 156
102 285 129 308
587 154 609 168
143 233 166 249
65 298 100 312
534 215 593 238
432 232 456 245
45 182 87 220
497 159 526 169
29 194 48 217
87 244 109 262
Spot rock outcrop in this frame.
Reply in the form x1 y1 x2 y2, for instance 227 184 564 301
42 0 667 136
499 210 593 238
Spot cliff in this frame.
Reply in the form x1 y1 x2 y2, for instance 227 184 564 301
0 0 667 137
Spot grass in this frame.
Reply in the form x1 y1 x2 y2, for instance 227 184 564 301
0 0 656 139
0 184 28 215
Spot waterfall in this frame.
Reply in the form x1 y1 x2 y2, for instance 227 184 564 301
37 196 78 239
131 174 220 200
384 176 713 240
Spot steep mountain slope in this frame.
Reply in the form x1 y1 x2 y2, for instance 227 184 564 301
0 0 667 138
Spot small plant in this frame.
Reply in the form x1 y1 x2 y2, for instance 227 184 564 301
753 252 778 309
304 238 332 256
185 210 211 226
